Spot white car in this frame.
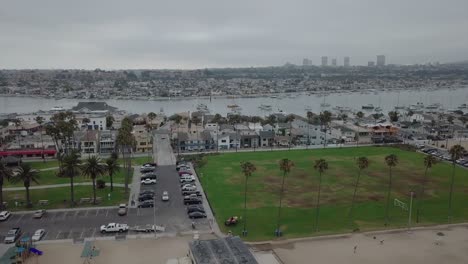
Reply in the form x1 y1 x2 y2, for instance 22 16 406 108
0 211 11 221
32 229 46 241
179 175 195 183
162 191 169 201
141 178 157 185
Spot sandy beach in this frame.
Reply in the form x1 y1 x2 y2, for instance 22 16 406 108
273 225 468 264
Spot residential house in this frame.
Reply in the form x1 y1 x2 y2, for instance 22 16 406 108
133 125 152 153
178 131 214 151
240 130 259 148
217 133 230 150
99 130 116 154
71 102 117 114
73 130 99 154
259 131 274 147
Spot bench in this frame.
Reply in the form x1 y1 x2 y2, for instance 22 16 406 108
80 198 91 204
38 200 49 206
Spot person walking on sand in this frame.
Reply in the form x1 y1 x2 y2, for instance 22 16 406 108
354 245 357 254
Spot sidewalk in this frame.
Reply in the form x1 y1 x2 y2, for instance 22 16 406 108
4 182 125 191
128 167 141 208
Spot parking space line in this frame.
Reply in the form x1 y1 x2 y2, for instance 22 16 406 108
91 228 96 238
95 209 99 216
105 209 109 217
15 214 24 224
84 210 89 217
79 228 85 239
55 231 61 239
73 211 79 218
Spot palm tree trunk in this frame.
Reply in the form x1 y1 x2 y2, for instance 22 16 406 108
348 169 361 226
289 122 292 150
448 163 456 223
416 166 428 223
0 186 4 210
242 173 249 235
385 167 393 226
110 172 114 192
92 178 97 205
70 171 75 207
276 171 287 235
315 172 323 232
40 129 45 163
25 185 31 208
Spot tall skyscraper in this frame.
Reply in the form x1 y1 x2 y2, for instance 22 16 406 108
344 56 350 67
376 55 386 66
321 56 328 67
331 58 337 66
368 61 375 67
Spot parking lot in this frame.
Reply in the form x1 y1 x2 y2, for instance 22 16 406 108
0 164 214 242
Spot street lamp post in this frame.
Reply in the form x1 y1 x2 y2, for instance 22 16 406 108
408 191 414 232
153 196 157 237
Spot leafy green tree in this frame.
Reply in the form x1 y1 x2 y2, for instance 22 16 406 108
319 111 332 148
276 158 294 236
106 157 120 192
240 161 256 236
448 145 465 222
313 159 329 232
10 164 39 208
384 154 398 225
285 115 295 150
348 157 369 227
388 111 399 123
59 150 82 206
416 155 437 223
82 156 106 204
106 115 114 129
0 162 13 209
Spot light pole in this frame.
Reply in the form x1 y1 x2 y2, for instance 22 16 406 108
153 196 157 237
408 191 414 232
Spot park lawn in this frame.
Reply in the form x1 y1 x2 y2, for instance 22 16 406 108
24 156 150 170
3 185 128 211
3 167 133 187
198 146 468 241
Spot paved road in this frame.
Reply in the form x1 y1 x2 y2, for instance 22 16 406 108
154 133 176 166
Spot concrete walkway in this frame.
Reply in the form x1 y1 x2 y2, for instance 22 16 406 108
128 167 141 208
4 182 125 191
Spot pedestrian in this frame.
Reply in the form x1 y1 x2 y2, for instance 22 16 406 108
380 240 384 245
192 222 196 229
354 245 357 254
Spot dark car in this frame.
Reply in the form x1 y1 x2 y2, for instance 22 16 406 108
187 206 205 214
188 211 207 219
138 200 154 208
178 170 193 176
143 162 157 167
182 190 201 196
184 197 202 205
140 167 156 173
140 190 155 196
138 194 154 202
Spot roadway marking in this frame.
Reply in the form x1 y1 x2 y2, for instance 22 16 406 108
91 228 96 238
84 210 89 217
73 211 79 218
15 214 24 224
79 228 86 239
55 231 62 239
105 209 109 217
95 209 99 216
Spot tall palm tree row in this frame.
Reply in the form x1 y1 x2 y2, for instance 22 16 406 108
448 144 465 223
240 161 256 236
10 164 40 208
348 157 369 226
313 159 329 232
415 155 438 223
34 116 45 162
59 150 82 206
81 156 106 204
0 162 13 210
276 158 294 236
384 154 398 226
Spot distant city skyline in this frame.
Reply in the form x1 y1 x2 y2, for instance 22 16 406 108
1 0 467 69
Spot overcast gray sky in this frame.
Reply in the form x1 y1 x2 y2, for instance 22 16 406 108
1 0 467 69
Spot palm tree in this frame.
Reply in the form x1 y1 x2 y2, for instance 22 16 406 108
313 159 329 232
348 157 369 226
170 114 183 156
147 112 157 127
384 154 398 226
191 116 202 151
306 111 315 149
10 164 39 208
82 156 106 204
319 111 332 148
448 144 465 222
14 119 22 150
285 115 295 150
0 162 13 210
276 158 294 236
145 123 153 161
355 111 364 146
240 161 256 236
106 157 120 192
415 155 438 223
60 150 82 206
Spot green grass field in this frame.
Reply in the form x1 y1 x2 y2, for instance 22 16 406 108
3 167 132 187
4 186 128 211
198 146 468 241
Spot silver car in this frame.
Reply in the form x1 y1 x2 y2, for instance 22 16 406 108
162 191 169 201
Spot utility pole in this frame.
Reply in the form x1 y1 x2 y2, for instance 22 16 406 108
408 191 414 232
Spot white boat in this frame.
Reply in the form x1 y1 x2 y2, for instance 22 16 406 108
50 106 66 111
457 103 468 109
305 106 313 111
320 103 331 107
425 103 440 110
409 102 424 110
375 107 383 112
362 104 375 110
259 104 272 110
196 103 209 113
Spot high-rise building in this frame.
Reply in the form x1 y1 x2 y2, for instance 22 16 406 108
321 56 328 67
302 58 312 66
331 58 337 66
368 61 375 67
376 55 386 66
344 57 350 67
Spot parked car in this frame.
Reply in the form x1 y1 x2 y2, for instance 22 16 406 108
188 211 207 219
141 172 157 179
139 194 154 202
182 190 201 196
180 176 195 183
181 183 196 188
187 205 205 214
181 186 197 192
32 229 46 242
0 211 11 221
139 190 155 196
140 166 156 173
178 170 193 176
141 178 157 185
4 228 21 243
100 223 129 233
138 200 154 208
33 209 46 219
142 162 157 167
161 191 169 201
184 197 202 205
184 193 200 200
118 204 128 216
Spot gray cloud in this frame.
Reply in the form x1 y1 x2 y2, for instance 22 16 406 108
1 0 467 69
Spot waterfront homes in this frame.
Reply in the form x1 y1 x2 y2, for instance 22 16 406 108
133 125 153 153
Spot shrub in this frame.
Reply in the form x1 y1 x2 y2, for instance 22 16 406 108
97 179 106 189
